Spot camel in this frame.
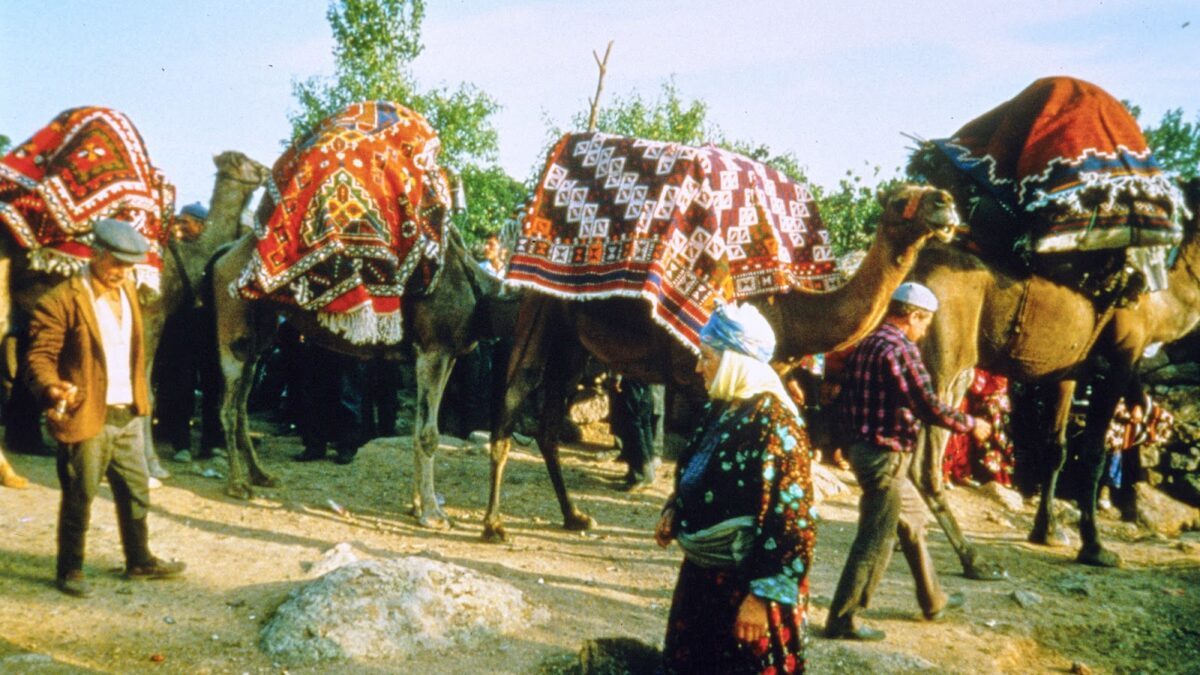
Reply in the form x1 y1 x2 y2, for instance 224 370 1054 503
910 177 1200 575
142 151 270 358
136 151 268 468
0 151 267 457
209 197 501 528
484 184 960 543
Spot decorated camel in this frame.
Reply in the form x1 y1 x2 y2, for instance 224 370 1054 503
905 77 1192 575
0 110 262 459
210 101 501 529
484 131 960 543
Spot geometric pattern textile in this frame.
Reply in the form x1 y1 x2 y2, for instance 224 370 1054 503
927 76 1184 254
0 106 174 286
506 132 837 352
235 101 450 345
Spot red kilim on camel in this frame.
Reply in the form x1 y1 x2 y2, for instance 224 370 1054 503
927 76 1184 254
235 101 450 345
0 106 174 286
507 132 838 351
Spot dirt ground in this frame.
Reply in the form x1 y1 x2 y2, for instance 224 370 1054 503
1 420 1198 675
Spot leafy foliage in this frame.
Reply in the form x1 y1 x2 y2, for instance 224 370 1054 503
289 0 520 243
1126 102 1200 180
0 134 9 155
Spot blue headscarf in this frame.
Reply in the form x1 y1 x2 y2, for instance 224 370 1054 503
699 302 775 363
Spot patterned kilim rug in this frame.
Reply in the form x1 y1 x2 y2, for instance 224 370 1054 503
506 132 838 351
0 107 174 286
921 76 1183 254
235 101 450 345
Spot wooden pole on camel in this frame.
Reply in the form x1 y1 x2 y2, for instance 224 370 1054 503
587 40 614 132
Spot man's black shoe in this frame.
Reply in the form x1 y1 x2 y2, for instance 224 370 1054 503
56 571 92 597
293 446 326 462
824 622 886 641
924 591 966 621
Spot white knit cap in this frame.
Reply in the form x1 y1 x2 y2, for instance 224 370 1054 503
892 281 939 312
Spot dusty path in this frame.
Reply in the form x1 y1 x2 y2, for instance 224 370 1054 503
1 427 1197 674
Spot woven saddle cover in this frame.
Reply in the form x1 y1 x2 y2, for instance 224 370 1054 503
507 132 838 351
236 101 450 345
0 106 174 285
913 76 1183 259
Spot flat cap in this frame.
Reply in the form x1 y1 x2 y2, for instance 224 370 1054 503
92 218 149 264
892 281 939 312
180 202 208 221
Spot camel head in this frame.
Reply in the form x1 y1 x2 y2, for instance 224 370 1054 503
213 151 270 188
875 184 960 250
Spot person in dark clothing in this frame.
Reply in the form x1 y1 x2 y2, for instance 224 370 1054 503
609 375 660 490
153 202 224 463
292 341 367 465
363 356 405 439
825 282 991 641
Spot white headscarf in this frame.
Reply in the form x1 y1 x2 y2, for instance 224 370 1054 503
700 301 801 421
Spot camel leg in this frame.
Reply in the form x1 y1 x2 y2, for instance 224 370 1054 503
217 346 257 499
483 298 545 543
1025 380 1075 548
916 368 1007 580
530 338 594 532
410 348 454 529
1072 369 1126 568
211 239 274 499
484 296 595 542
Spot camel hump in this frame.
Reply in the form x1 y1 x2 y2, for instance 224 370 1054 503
909 76 1186 304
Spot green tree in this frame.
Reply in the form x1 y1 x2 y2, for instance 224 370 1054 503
1126 103 1200 180
289 0 520 242
0 134 10 155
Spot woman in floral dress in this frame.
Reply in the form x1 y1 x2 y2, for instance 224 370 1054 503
655 303 816 674
943 369 1015 486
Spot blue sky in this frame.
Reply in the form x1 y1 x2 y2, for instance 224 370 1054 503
2 1 1197 208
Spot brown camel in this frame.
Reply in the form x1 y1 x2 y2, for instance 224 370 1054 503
0 151 266 459
135 151 268 472
910 178 1200 575
484 184 960 543
210 202 501 528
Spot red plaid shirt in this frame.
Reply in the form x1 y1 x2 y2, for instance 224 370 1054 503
836 322 974 453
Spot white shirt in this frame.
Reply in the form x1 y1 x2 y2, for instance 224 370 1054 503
84 273 135 405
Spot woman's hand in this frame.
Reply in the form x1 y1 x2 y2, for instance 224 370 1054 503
734 593 769 643
654 507 676 547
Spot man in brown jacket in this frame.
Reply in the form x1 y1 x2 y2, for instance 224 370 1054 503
27 218 186 597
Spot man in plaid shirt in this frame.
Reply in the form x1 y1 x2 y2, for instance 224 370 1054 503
825 282 992 641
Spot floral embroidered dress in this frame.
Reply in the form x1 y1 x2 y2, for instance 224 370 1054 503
943 369 1015 486
663 392 816 674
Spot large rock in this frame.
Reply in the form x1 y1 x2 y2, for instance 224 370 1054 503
261 557 548 664
1133 483 1200 537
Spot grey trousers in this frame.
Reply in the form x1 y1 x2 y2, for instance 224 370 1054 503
56 408 153 578
827 441 947 627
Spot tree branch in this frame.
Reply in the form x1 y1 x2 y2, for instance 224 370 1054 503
587 40 614 132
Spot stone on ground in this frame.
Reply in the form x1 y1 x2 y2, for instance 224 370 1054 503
976 480 1025 512
1133 483 1200 537
261 556 548 664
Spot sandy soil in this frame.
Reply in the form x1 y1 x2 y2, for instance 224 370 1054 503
1 421 1198 674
